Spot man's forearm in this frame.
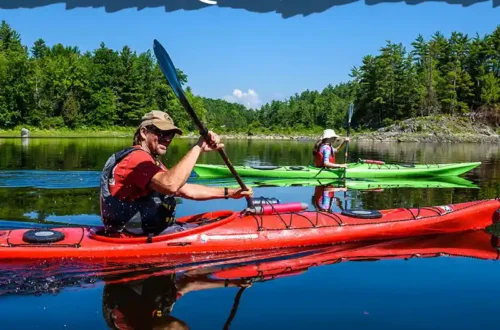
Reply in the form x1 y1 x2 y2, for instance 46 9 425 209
177 183 228 200
168 144 203 183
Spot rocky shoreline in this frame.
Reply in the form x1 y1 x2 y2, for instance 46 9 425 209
355 116 500 143
195 116 500 143
5 116 499 143
354 132 500 143
180 132 317 141
179 132 500 143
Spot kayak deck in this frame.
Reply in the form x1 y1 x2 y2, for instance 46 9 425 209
0 199 498 260
192 161 481 179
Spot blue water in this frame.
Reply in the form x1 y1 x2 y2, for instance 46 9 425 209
0 138 499 329
1 255 499 329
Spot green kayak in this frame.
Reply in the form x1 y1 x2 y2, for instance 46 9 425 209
192 160 481 179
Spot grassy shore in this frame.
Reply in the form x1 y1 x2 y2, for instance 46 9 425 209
0 127 135 138
0 126 323 139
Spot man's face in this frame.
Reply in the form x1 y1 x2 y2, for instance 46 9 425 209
143 126 176 156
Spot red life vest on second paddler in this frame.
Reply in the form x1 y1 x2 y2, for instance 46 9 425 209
313 186 336 211
314 144 335 167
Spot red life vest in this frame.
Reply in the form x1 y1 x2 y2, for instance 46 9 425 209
314 144 335 167
100 147 177 235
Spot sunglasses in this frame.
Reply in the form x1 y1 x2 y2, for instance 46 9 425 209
148 126 176 141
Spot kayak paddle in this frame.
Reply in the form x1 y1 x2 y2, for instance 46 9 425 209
152 39 252 207
343 102 354 180
343 102 354 209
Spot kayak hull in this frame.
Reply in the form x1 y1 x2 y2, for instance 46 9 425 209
0 199 498 260
192 162 481 179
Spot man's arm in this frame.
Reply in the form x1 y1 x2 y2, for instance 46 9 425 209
149 131 224 195
176 183 252 201
149 144 203 195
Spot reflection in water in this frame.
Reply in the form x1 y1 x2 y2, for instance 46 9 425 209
311 186 346 212
102 274 187 330
0 170 100 189
21 137 29 149
0 187 100 224
0 137 498 170
0 138 498 329
102 270 252 330
0 138 497 226
0 230 499 329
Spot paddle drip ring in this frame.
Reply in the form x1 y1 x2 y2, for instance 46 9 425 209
23 229 65 244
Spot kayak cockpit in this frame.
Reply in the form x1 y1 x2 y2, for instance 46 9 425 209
88 210 238 244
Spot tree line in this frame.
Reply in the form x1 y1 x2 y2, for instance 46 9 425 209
0 20 499 134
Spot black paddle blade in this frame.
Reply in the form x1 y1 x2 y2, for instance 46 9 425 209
153 39 184 99
153 39 208 136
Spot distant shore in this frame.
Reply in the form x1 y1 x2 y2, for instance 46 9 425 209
1 131 498 143
1 116 498 143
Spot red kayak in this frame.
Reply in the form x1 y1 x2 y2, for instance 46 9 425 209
0 198 498 260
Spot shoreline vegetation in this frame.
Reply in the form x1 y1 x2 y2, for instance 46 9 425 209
1 115 499 143
0 21 499 144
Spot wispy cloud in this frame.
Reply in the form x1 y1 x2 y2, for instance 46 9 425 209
223 89 262 109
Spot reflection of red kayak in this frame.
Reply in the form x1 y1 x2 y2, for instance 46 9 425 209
211 230 500 281
0 246 314 296
1 230 499 297
0 199 499 260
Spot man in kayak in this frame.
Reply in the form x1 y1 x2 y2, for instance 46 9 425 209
100 110 253 236
312 129 350 169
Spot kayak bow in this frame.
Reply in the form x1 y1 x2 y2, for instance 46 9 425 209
0 198 498 260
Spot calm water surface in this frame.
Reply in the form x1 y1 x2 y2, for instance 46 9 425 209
0 137 499 330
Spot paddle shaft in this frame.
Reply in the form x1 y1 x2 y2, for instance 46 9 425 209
152 39 251 206
223 286 247 330
343 103 354 179
175 86 250 198
343 103 354 208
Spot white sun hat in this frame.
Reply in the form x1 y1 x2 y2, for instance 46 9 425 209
321 129 340 139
